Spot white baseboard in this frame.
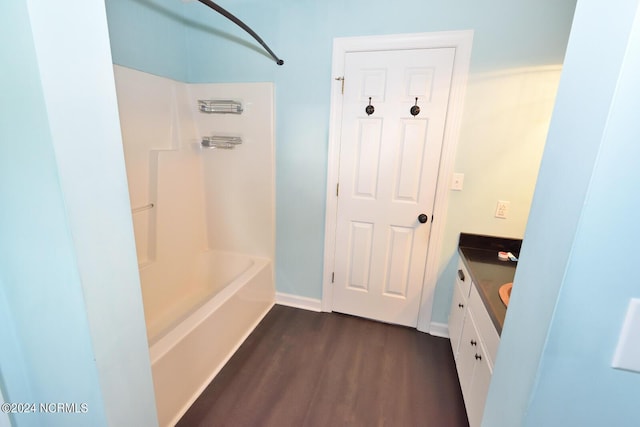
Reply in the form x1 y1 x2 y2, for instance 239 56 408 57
275 292 322 312
275 295 450 338
429 322 450 338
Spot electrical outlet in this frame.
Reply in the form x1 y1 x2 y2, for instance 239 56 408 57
451 173 464 191
495 200 510 219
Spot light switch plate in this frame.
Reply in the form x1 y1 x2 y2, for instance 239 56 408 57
451 173 464 191
612 298 640 373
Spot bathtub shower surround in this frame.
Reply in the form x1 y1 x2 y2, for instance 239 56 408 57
113 65 275 427
149 253 272 426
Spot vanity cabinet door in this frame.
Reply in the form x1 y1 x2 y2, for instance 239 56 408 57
455 310 479 403
456 308 493 427
466 342 492 427
448 281 467 360
469 285 500 365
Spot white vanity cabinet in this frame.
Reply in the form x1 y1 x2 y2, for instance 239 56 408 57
456 302 493 427
448 259 472 359
448 258 501 427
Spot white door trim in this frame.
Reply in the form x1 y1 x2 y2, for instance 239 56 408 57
322 30 473 333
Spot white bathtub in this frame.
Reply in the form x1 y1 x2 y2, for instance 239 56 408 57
140 251 274 426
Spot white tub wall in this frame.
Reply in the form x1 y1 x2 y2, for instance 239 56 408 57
114 67 275 268
142 148 210 317
114 65 182 265
190 83 276 260
113 65 211 327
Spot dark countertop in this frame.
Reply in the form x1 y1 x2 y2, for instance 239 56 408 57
458 233 521 335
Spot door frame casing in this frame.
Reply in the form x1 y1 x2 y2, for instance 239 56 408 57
321 30 473 333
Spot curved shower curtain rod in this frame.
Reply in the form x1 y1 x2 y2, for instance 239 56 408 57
196 0 284 66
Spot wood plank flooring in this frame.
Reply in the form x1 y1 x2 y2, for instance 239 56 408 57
177 305 468 427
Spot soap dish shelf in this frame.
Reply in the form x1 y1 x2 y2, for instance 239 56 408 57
198 100 243 114
201 136 242 150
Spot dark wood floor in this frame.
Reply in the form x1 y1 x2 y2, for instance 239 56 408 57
177 305 468 427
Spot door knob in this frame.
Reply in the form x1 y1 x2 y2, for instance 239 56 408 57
418 214 428 223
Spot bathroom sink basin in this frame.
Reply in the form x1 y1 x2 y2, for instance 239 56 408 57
499 282 513 307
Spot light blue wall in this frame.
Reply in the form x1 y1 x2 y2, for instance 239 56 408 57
105 0 576 312
1 1 158 426
0 2 106 425
105 0 189 81
484 1 640 425
181 0 574 80
181 0 576 301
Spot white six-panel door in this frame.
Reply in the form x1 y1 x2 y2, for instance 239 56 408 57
331 48 455 327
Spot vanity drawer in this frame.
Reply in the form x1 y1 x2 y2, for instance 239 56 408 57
456 259 472 298
469 285 500 366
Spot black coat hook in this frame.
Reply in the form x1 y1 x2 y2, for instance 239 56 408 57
365 97 375 116
410 97 421 116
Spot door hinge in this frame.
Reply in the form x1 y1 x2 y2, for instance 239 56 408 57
336 183 340 197
331 272 335 283
335 76 345 94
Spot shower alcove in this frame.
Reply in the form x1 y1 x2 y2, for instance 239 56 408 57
113 65 275 426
